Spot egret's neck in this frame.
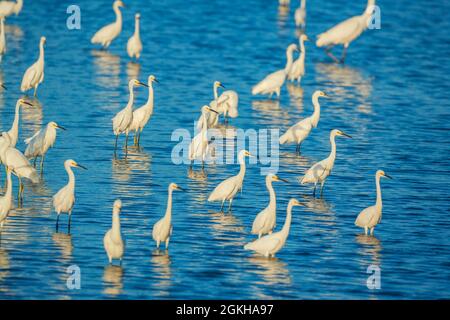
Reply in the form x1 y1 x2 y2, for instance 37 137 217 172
10 102 21 143
164 189 173 221
65 164 76 191
310 95 321 128
284 49 294 74
363 0 375 16
134 18 140 39
299 38 306 54
0 19 4 35
14 0 23 14
266 179 276 210
213 85 219 100
281 203 293 237
145 83 154 110
301 0 306 9
111 212 121 239
127 85 135 109
114 6 123 27
38 42 45 63
328 134 337 164
375 174 382 209
201 111 208 132
237 154 246 179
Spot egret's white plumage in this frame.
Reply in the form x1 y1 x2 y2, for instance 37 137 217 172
208 150 251 211
0 17 5 62
294 0 306 28
244 199 303 257
218 90 239 123
355 170 392 235
0 99 33 149
279 90 327 153
279 0 290 6
20 36 45 96
91 0 124 48
197 81 225 130
127 13 142 59
24 121 65 171
0 0 22 18
0 168 12 229
316 0 376 63
300 129 352 196
104 199 125 264
251 174 288 238
252 43 297 98
53 159 86 232
152 183 182 249
288 34 308 83
129 75 157 146
189 105 218 167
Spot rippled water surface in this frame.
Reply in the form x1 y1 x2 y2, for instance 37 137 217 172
0 0 449 299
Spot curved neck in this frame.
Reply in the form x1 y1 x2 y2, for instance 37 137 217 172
14 0 23 14
114 6 123 26
112 213 121 239
301 0 306 9
299 39 306 54
284 49 294 73
165 189 173 220
127 84 135 109
375 174 382 208
145 82 154 107
10 102 21 140
237 154 246 179
266 179 276 209
134 18 140 38
328 134 337 163
309 95 321 128
281 203 293 236
65 164 76 190
38 41 45 63
213 85 219 100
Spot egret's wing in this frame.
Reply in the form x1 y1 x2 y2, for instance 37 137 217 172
24 128 43 145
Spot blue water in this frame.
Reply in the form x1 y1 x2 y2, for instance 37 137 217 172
0 0 449 299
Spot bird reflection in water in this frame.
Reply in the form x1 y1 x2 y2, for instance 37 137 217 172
52 232 73 261
207 211 246 246
151 251 172 297
252 100 290 126
103 265 124 297
5 24 23 38
286 83 304 112
112 148 152 184
355 234 382 266
248 255 292 286
300 194 334 214
91 50 121 91
19 95 43 135
279 151 311 171
277 5 289 29
126 62 141 82
0 248 10 288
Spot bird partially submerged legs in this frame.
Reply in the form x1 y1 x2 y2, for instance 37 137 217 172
40 155 45 175
296 143 302 155
320 181 325 198
114 135 119 156
340 46 348 64
220 200 225 212
227 199 233 212
68 211 72 234
56 214 60 232
313 184 317 197
325 46 340 64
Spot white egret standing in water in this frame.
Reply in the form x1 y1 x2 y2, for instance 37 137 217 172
316 0 376 63
244 199 304 257
91 0 124 49
0 0 23 18
288 34 308 84
294 0 306 28
53 159 87 233
3 98 34 148
300 129 351 197
104 199 125 264
20 36 45 96
279 90 328 154
189 106 218 168
355 170 392 235
197 81 225 129
251 174 288 238
152 183 183 249
208 150 251 212
127 13 142 60
252 44 297 98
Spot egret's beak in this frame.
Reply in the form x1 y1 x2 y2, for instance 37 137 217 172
219 83 225 89
305 36 310 41
208 107 219 114
76 164 87 170
246 152 253 157
22 100 34 107
341 132 352 138
56 125 66 131
323 92 329 98
383 173 393 179
153 78 159 84
1 83 6 90
138 81 149 87
176 186 184 191
278 177 289 183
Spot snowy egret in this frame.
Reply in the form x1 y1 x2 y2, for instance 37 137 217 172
279 0 290 6
316 0 376 63
53 159 87 232
20 36 45 96
189 105 218 168
127 13 142 60
0 0 22 18
91 0 124 49
217 90 239 124
24 121 66 172
251 174 288 238
3 98 34 148
252 43 298 98
288 34 308 83
152 183 183 249
279 90 328 153
300 129 351 197
129 75 157 146
0 168 12 230
355 170 392 235
0 17 5 62
112 78 148 153
197 81 225 130
244 198 304 257
0 132 39 200
208 150 251 212
104 199 125 264
294 0 306 28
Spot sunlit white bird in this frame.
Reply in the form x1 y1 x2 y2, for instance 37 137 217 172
288 34 308 83
0 168 12 230
252 43 298 98
279 90 328 153
24 121 66 172
244 198 304 257
112 78 148 153
127 13 142 60
0 132 39 200
251 174 288 238
91 0 124 49
20 36 46 96
217 89 239 124
279 0 290 6
53 159 87 232
152 183 183 249
355 170 392 235
129 75 157 146
196 81 225 130
1 98 34 148
189 105 218 168
0 17 5 62
104 199 125 264
208 150 251 212
0 0 23 18
294 0 306 28
300 129 351 197
316 0 376 63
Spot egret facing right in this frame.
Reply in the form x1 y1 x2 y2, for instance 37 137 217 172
21 36 46 96
355 170 392 235
0 0 23 18
91 0 124 49
127 13 142 60
104 199 125 265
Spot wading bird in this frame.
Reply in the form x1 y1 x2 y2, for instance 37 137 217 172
3 98 34 148
294 0 306 28
104 199 125 264
152 183 183 249
20 36 45 96
24 121 66 172
129 75 157 146
244 198 304 257
355 170 392 235
112 78 148 154
53 159 86 233
217 89 239 125
208 150 251 212
279 90 327 153
288 34 308 83
251 174 288 238
91 0 124 49
189 106 218 168
0 0 23 18
0 168 12 230
127 13 142 60
252 43 297 98
197 81 225 129
0 17 5 62
316 0 376 63
300 129 351 197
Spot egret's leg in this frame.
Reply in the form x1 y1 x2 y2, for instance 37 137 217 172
313 184 317 197
220 200 225 212
165 237 170 250
324 46 340 64
228 199 233 212
133 131 138 146
340 46 348 64
114 135 119 154
108 256 112 264
119 258 123 266
33 157 37 168
68 210 72 234
156 240 160 249
276 88 281 99
370 227 374 236
56 214 60 232
125 133 129 151
40 154 45 175
33 85 38 97
138 128 143 145
364 226 368 235
320 182 325 198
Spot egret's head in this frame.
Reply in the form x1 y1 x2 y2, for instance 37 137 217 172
214 81 225 89
18 98 34 107
131 78 148 88
135 13 140 20
113 199 122 211
148 75 158 84
49 121 66 130
67 159 87 170
377 170 392 180
300 34 309 42
287 43 298 52
314 90 329 99
242 150 252 158
40 36 46 45
269 174 288 183
202 105 219 114
169 183 184 191
332 129 352 138
114 0 125 9
289 198 305 207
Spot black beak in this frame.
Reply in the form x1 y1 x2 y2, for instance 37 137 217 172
153 78 159 84
1 84 6 90
341 132 352 138
219 83 225 89
76 164 87 170
57 125 66 131
138 81 149 87
323 92 329 97
278 178 289 183
384 173 393 179
208 108 219 114
176 186 184 191
22 101 34 107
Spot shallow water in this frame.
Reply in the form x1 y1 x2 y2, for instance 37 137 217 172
0 0 449 299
